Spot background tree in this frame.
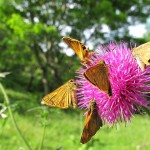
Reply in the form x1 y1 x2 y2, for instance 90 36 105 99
0 0 150 94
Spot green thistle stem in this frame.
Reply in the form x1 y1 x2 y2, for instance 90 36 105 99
0 83 32 150
39 113 47 150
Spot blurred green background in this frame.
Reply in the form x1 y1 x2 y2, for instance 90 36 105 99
0 0 150 150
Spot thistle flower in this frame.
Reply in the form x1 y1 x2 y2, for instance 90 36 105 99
76 42 150 125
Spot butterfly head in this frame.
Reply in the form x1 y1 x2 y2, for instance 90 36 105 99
69 79 75 82
69 79 77 85
98 60 105 65
88 99 97 111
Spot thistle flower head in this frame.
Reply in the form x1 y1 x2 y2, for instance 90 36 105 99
76 42 150 125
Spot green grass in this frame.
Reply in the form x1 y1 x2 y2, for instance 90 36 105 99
0 110 150 150
0 89 150 150
0 88 42 113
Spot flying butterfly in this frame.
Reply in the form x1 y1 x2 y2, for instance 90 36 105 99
132 41 150 71
80 100 103 144
84 60 112 97
41 79 77 109
62 36 93 64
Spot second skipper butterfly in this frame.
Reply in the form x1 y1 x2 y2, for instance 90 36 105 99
41 79 77 109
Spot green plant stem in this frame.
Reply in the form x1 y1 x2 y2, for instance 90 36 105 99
39 113 47 150
0 83 32 150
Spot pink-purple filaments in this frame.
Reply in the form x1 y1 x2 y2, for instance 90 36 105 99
76 42 150 125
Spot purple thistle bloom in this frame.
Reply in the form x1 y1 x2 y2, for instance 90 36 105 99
76 42 150 125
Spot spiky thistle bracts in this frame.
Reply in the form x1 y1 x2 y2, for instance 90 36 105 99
76 42 150 125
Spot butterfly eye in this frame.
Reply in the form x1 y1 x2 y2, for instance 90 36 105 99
82 46 86 50
70 79 74 82
79 42 86 50
70 80 77 86
148 59 150 63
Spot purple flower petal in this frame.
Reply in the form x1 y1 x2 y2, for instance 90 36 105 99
76 42 150 125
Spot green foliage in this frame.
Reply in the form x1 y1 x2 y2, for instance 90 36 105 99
0 0 150 94
0 88 41 114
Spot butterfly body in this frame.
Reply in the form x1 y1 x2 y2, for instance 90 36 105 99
132 41 150 70
63 36 92 64
80 100 102 144
41 79 77 109
84 60 112 97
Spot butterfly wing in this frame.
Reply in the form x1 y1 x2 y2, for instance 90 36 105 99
133 55 146 71
84 60 112 97
132 41 150 70
41 79 77 109
63 36 89 63
80 100 103 144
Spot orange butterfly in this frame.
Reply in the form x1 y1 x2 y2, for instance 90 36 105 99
84 60 112 97
41 79 77 109
80 100 103 144
63 36 93 64
132 41 150 71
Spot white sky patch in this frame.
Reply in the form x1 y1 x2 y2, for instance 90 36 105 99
61 26 72 36
59 42 74 56
101 24 110 33
33 17 39 23
129 24 146 38
83 28 94 50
